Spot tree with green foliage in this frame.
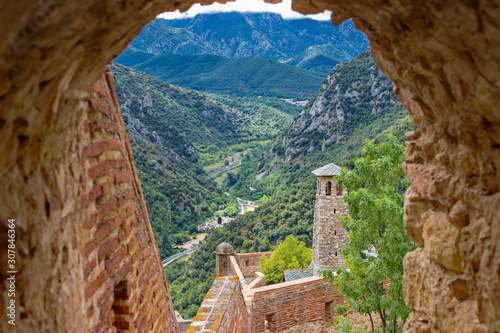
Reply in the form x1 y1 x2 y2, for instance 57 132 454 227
217 216 222 225
321 135 414 333
260 234 312 285
223 202 238 217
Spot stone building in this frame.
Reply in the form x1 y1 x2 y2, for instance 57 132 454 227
311 163 349 270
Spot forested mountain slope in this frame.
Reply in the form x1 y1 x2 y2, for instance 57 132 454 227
111 63 231 258
238 50 415 194
114 51 326 99
110 63 304 257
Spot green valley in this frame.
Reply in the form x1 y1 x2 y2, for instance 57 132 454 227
112 11 415 322
162 50 416 318
114 51 326 99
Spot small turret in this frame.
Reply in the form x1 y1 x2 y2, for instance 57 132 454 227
215 242 235 277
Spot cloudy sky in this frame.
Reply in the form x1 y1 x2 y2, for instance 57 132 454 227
158 0 332 21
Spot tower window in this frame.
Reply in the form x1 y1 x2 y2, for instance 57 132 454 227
326 181 332 196
337 182 343 195
334 209 336 214
334 230 336 235
325 301 334 325
335 252 337 256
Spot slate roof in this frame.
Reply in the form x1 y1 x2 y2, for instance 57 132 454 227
282 269 315 282
311 163 341 176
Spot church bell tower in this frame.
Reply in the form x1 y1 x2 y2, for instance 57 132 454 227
311 163 348 270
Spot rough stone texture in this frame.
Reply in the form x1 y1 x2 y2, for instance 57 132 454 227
187 276 250 333
313 175 348 269
0 0 499 332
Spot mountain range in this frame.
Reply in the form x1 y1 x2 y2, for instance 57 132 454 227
123 12 368 73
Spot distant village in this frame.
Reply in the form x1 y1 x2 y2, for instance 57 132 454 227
197 216 235 233
197 198 259 233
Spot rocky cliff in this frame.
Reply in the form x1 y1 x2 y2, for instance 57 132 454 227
110 63 229 257
272 50 401 163
253 50 412 187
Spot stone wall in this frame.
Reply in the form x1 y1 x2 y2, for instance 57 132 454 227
234 252 272 277
312 176 348 269
0 70 179 332
187 277 251 333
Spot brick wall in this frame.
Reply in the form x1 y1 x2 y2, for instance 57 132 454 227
249 276 344 332
218 278 251 333
78 70 178 332
234 252 271 277
80 70 179 332
0 67 179 332
312 176 349 269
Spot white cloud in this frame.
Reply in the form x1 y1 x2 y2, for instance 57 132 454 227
157 0 332 21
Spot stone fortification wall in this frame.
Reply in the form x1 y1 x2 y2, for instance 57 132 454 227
248 276 378 333
312 176 348 269
0 70 178 332
187 277 251 333
218 278 252 333
234 252 272 277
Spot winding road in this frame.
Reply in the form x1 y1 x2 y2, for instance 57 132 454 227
204 157 243 180
162 245 200 267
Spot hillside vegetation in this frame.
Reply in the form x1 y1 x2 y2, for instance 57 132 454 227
230 50 416 197
166 51 416 317
114 51 326 99
110 62 306 257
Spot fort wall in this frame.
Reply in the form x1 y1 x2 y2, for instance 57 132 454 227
249 276 343 332
234 252 271 277
187 277 251 333
0 70 179 332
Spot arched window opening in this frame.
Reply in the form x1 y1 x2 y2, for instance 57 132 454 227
326 181 332 196
336 182 343 196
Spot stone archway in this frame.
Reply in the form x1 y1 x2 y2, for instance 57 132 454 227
0 1 498 332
